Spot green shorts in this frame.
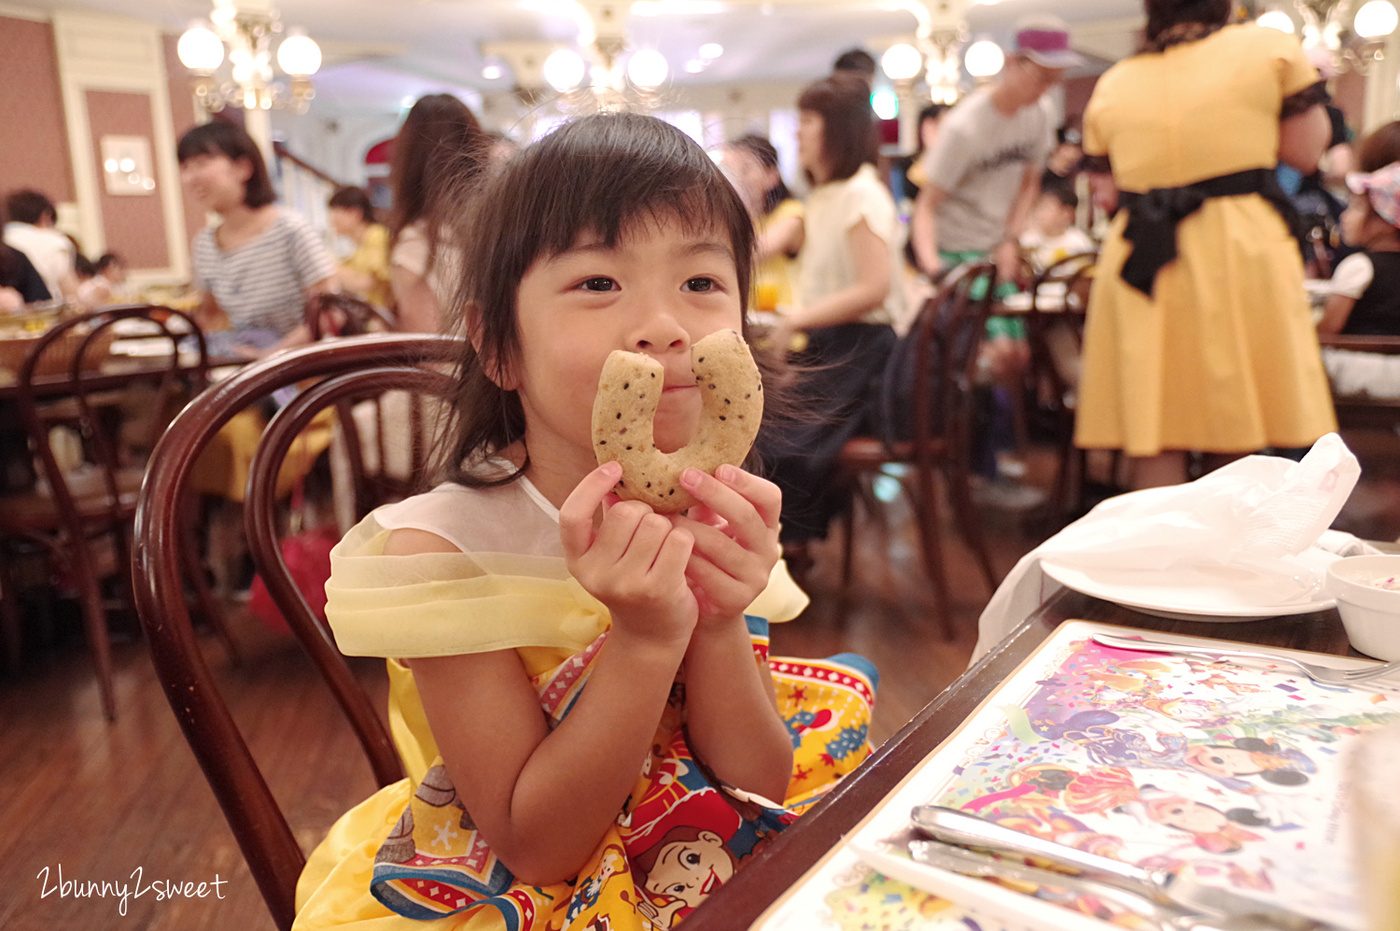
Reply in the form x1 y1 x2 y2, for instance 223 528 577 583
938 250 1025 341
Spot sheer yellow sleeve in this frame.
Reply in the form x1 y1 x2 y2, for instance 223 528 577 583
325 510 810 660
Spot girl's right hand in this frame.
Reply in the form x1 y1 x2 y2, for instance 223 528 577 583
560 462 699 648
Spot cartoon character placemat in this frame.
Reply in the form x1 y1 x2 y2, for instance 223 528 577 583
756 620 1400 931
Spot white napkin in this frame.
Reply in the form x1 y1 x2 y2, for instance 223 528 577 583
971 433 1373 663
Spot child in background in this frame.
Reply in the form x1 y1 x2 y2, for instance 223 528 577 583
1020 184 1095 274
76 252 130 308
293 112 876 931
719 134 804 311
1317 161 1400 397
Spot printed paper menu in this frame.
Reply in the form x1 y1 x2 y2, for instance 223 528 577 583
758 621 1400 931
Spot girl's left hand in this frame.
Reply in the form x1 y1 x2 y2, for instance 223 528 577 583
671 465 782 627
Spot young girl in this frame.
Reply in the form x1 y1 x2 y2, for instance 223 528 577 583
293 112 877 931
719 134 804 310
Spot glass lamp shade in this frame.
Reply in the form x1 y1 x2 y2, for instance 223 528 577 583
1355 0 1399 39
1257 10 1296 33
277 34 323 77
543 48 587 92
881 43 923 82
964 40 1005 78
178 25 225 73
627 49 669 88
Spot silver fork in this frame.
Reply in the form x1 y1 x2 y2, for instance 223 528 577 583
1091 632 1400 685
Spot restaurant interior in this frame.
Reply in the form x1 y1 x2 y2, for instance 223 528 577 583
5 0 1400 929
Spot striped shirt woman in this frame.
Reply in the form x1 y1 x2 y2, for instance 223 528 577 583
191 208 337 338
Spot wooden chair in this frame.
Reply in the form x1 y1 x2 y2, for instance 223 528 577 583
305 291 397 340
834 263 1002 639
0 305 221 719
1021 251 1098 525
303 291 438 524
1316 333 1400 431
131 334 462 930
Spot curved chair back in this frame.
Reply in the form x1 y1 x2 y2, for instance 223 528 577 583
132 334 463 929
305 291 397 340
4 305 208 720
18 305 208 533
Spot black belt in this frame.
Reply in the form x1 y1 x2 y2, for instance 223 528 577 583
1118 168 1298 298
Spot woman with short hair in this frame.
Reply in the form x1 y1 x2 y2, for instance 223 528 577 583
763 73 902 549
178 121 337 359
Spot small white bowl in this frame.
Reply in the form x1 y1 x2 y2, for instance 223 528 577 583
1325 554 1400 661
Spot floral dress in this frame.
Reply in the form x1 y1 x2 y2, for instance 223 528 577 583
292 481 877 930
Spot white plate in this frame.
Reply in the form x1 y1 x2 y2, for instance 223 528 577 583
1041 548 1337 621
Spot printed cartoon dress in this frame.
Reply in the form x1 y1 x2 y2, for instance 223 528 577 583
292 480 877 930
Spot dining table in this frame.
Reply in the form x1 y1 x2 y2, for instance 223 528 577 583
682 585 1377 931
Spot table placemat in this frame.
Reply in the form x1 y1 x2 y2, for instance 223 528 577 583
755 620 1400 931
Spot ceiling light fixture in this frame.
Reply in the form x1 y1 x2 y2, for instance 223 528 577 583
1258 0 1398 73
964 39 1005 79
177 0 321 113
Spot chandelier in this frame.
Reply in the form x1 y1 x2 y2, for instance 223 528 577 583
1258 0 1399 73
881 29 1005 105
176 0 322 113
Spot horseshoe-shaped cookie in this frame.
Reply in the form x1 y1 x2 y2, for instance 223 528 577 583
591 328 764 513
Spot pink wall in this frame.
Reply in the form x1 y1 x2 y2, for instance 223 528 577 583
1062 75 1098 130
0 16 75 205
85 90 169 268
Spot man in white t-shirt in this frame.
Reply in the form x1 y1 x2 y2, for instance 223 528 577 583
3 189 77 302
909 16 1083 284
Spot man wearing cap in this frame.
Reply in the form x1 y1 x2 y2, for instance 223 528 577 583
908 15 1083 507
909 15 1084 284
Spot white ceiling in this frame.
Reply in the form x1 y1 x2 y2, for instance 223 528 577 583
13 0 1144 116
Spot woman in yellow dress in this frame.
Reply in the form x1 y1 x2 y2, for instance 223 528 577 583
1074 0 1337 488
328 186 393 309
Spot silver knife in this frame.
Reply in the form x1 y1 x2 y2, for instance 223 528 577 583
907 839 1176 923
910 806 1342 931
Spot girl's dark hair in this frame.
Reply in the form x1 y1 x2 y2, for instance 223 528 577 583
176 121 276 208
436 111 764 488
1359 121 1400 172
328 185 376 223
1143 0 1232 49
726 134 793 215
796 72 877 184
388 94 489 243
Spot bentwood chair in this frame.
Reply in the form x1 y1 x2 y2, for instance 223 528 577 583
0 305 223 719
1022 251 1098 525
305 291 397 340
834 263 1002 639
132 334 462 930
304 291 437 524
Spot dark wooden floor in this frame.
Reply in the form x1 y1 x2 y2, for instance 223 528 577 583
4 429 1399 930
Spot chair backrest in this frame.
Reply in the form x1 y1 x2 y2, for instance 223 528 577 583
878 262 999 454
305 291 397 340
17 304 208 528
1025 251 1097 401
132 334 464 930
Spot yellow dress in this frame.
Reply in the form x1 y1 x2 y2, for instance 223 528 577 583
342 224 393 309
293 484 876 930
1074 25 1336 456
754 199 803 309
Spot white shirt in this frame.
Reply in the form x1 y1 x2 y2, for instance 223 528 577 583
3 222 74 300
797 163 904 326
1329 252 1374 300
